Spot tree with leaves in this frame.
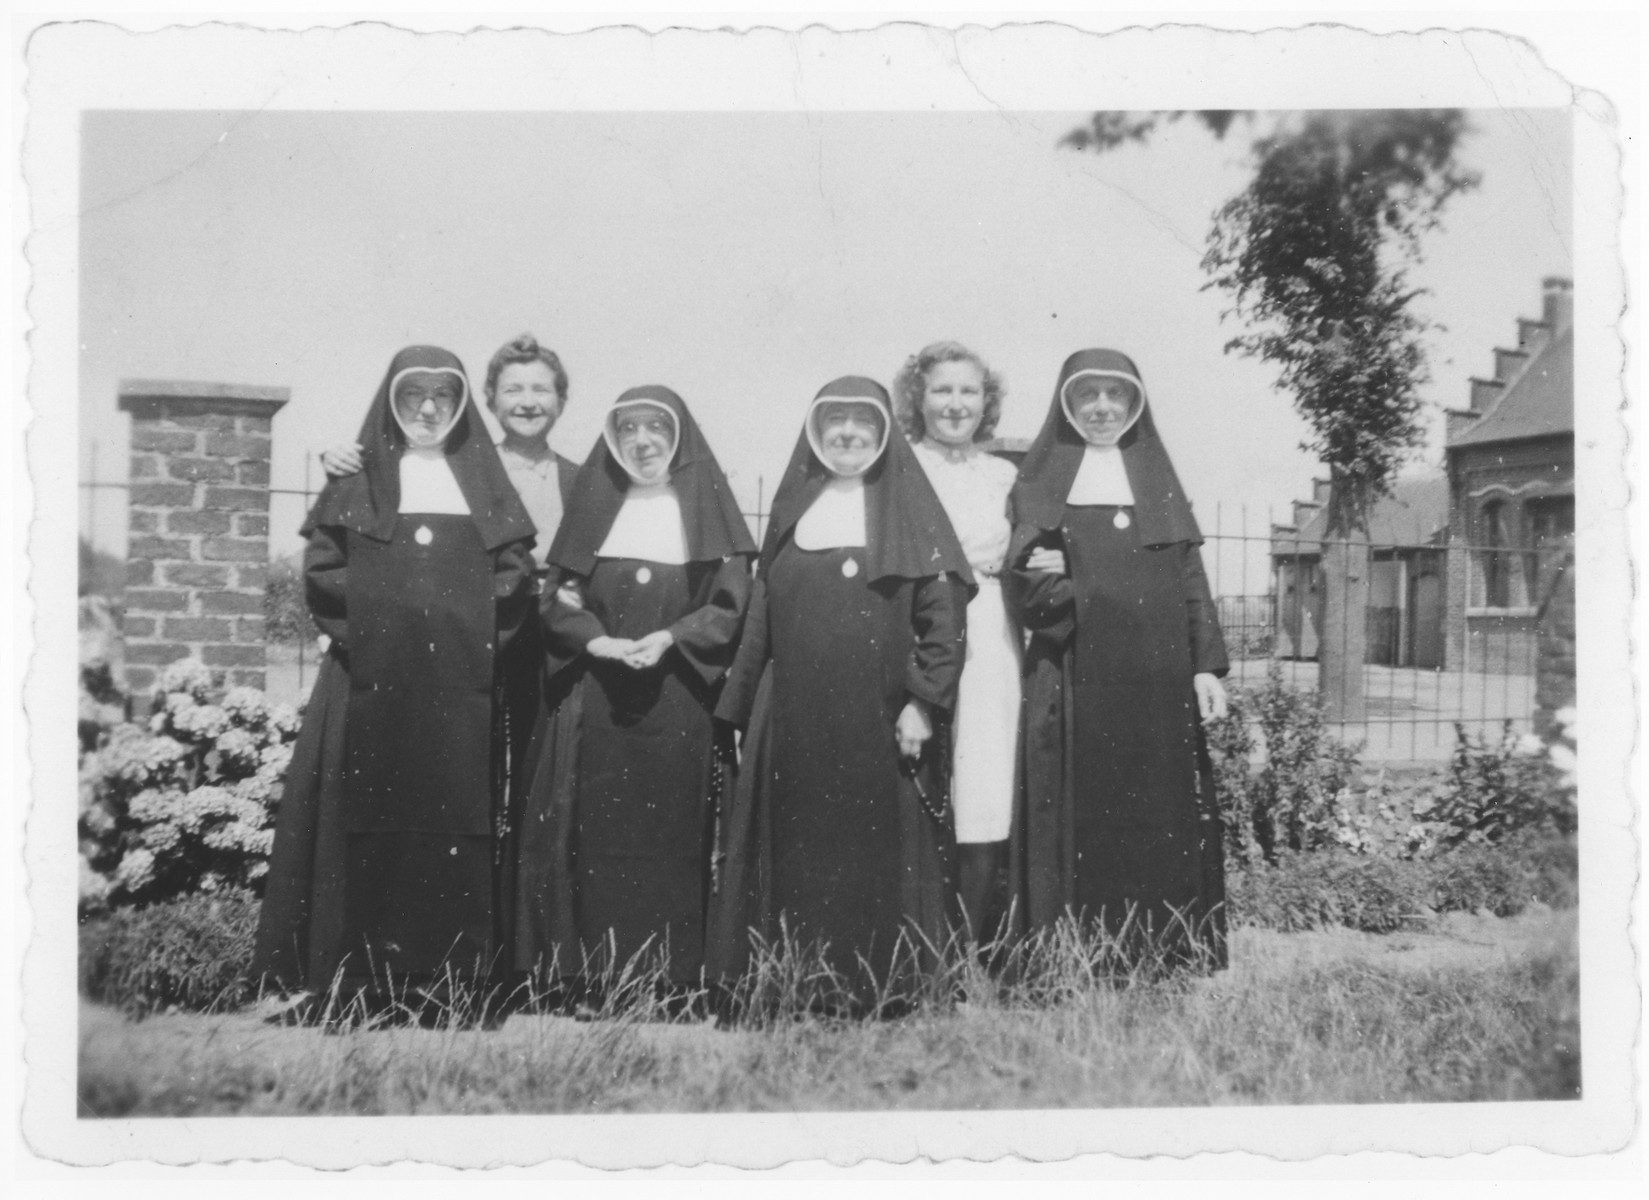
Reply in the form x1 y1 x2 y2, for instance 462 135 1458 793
1066 109 1478 720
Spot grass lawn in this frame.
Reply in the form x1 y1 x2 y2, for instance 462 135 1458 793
78 907 1579 1117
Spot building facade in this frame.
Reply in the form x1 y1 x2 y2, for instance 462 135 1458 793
1443 278 1575 674
1271 277 1574 674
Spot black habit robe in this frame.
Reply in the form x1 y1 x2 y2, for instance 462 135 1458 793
252 345 536 996
707 377 974 1003
498 448 580 811
1005 348 1230 968
511 386 755 984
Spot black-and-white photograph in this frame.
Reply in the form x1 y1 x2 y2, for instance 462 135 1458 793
17 12 1638 1176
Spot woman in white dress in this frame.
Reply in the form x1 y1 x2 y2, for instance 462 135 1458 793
894 342 1061 941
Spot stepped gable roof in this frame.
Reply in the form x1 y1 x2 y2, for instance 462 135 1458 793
1449 325 1574 448
1271 471 1449 558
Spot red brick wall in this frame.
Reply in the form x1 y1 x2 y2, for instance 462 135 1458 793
117 382 288 704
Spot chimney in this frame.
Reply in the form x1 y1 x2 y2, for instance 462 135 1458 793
1445 408 1483 443
1542 276 1574 333
1469 377 1505 412
1312 477 1332 504
1494 347 1530 383
1517 317 1552 356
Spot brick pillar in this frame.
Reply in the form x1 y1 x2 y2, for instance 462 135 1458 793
117 380 289 705
1533 536 1576 741
1443 534 1468 671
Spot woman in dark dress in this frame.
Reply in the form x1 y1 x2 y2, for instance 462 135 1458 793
318 334 580 818
252 345 537 1011
709 377 973 1008
511 386 755 989
1005 348 1231 969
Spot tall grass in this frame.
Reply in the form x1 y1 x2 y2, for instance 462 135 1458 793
79 907 1579 1116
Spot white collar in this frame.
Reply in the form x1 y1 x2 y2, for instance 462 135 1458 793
1065 444 1136 506
397 448 470 515
794 475 867 550
595 482 689 564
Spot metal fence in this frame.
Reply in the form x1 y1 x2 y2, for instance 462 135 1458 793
81 470 1565 764
1201 503 1565 762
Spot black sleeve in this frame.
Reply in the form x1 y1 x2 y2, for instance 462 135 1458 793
302 525 349 646
1004 524 1076 648
668 555 755 686
540 570 610 676
904 572 970 713
1184 543 1230 677
714 575 769 730
493 538 536 651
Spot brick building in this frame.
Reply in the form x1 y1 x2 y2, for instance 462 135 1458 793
1443 277 1575 673
1269 472 1450 667
1269 277 1573 675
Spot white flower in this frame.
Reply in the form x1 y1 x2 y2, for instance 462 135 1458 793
213 727 262 774
221 686 269 728
113 847 156 892
266 703 301 739
79 859 112 911
137 820 183 853
258 741 295 774
156 661 214 702
171 703 230 741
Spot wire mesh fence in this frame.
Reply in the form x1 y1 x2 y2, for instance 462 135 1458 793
81 468 1564 763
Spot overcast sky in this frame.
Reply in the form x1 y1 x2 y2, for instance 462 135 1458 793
79 106 1570 588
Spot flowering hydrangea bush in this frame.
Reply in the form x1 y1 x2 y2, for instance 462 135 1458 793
79 661 300 914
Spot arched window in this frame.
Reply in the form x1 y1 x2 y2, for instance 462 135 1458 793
1523 494 1575 600
1480 499 1511 607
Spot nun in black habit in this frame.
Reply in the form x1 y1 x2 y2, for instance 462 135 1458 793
708 377 974 1005
511 386 755 986
1005 348 1230 969
252 345 537 1003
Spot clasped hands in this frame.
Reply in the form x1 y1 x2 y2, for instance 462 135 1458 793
586 630 675 671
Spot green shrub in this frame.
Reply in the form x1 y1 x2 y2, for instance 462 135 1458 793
1228 851 1427 933
1427 830 1578 915
1227 829 1579 932
1206 661 1362 864
262 554 315 646
80 889 261 1015
79 661 300 914
1406 722 1578 855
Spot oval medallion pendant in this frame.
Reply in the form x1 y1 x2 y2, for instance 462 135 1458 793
1113 510 1132 530
635 566 653 584
841 558 860 578
414 525 434 545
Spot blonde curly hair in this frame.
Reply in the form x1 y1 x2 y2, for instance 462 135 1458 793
892 341 1004 443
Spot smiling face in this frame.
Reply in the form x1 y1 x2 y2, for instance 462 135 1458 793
392 371 464 449
1064 374 1140 447
814 400 886 476
490 360 563 445
612 405 677 484
921 359 986 447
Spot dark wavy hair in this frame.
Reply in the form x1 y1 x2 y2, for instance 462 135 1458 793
892 341 1004 444
483 333 569 408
